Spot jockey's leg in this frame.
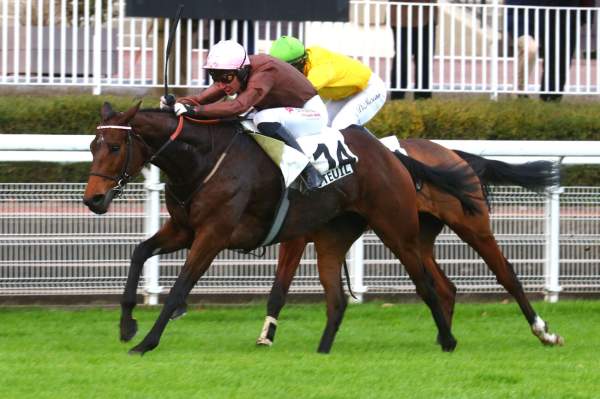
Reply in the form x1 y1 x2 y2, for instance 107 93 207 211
257 122 323 190
330 74 387 130
254 104 327 190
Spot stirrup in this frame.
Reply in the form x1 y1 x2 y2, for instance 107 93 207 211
301 168 324 191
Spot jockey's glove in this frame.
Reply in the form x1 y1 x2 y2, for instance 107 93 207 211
159 95 175 110
174 102 196 116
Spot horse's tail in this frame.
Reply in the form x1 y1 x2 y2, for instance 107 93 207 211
393 151 481 215
453 150 560 192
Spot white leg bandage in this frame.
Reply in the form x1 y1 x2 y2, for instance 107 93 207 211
531 315 564 346
256 316 278 346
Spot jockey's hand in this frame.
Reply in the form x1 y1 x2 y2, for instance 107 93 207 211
159 95 175 110
174 102 196 116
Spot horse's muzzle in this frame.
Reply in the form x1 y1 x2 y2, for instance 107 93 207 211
82 191 115 214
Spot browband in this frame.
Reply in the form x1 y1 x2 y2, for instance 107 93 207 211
97 125 132 130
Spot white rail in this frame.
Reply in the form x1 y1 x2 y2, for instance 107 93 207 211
1 135 599 302
1 1 599 96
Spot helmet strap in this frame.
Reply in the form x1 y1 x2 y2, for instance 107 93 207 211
237 65 251 90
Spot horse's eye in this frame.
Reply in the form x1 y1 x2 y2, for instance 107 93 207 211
108 144 121 153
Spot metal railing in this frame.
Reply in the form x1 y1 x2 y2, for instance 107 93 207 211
1 134 599 302
1 183 599 301
1 1 599 96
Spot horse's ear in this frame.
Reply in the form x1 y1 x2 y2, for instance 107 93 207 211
120 101 142 124
101 102 115 121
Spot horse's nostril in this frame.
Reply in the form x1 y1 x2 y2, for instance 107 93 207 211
83 194 103 206
90 194 105 206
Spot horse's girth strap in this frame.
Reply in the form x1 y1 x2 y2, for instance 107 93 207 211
258 188 290 248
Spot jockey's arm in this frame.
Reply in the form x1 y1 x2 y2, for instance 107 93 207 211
179 84 226 106
192 72 274 118
192 88 265 118
306 64 336 92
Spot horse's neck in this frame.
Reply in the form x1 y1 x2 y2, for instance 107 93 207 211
132 113 237 185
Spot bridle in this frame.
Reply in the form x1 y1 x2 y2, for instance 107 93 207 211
89 125 142 198
90 115 241 200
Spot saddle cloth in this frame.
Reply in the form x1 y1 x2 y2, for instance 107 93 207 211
243 120 358 188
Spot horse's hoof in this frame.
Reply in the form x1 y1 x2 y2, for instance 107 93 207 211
128 339 158 355
531 316 564 347
128 347 145 356
128 344 152 356
256 337 273 347
120 318 138 342
440 335 457 352
541 333 564 346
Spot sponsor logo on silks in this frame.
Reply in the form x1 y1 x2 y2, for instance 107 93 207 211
319 163 354 187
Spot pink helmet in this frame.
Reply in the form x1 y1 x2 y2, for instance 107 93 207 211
204 40 250 70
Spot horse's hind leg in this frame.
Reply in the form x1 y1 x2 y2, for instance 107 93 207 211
450 221 563 346
120 219 192 342
257 237 308 346
366 205 457 351
419 213 457 329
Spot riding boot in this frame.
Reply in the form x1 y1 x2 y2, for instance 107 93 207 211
257 122 324 190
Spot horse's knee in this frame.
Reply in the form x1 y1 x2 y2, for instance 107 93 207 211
164 292 186 310
131 240 155 265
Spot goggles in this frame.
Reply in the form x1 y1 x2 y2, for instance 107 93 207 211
208 69 237 84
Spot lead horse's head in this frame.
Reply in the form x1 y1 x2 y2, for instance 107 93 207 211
83 102 149 214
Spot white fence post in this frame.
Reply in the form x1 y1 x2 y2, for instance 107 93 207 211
142 165 163 305
490 0 499 100
92 0 102 94
348 234 367 303
544 182 563 303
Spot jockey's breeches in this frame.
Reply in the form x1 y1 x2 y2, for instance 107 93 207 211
325 73 387 130
253 95 328 138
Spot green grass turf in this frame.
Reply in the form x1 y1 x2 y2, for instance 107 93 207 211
0 300 598 399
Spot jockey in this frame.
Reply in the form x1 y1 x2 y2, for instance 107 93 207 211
269 36 387 130
160 40 326 190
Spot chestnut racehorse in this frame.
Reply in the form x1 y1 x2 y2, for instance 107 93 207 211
256 140 564 347
83 103 480 355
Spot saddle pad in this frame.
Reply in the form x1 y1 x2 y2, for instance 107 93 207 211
296 127 358 175
249 133 308 188
379 135 408 156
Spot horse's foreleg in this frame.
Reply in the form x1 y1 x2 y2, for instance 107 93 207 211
120 219 192 342
257 236 308 347
128 230 222 355
452 223 564 346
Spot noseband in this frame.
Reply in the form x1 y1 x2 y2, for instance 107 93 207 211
90 125 138 198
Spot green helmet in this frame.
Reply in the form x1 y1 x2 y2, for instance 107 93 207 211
269 36 306 63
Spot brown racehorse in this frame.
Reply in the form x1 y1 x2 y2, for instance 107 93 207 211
256 139 564 348
83 103 480 355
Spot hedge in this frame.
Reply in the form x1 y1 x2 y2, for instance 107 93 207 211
0 95 598 184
